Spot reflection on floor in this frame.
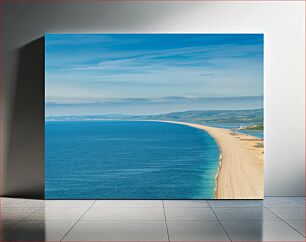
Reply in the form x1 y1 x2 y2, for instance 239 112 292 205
0 197 304 241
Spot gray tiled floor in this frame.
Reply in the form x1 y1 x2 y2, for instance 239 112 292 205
0 197 305 241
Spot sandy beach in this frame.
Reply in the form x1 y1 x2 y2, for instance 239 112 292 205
160 120 264 199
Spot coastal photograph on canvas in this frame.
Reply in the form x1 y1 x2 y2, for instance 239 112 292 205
45 34 263 199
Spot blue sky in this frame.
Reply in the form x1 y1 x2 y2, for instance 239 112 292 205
45 34 263 116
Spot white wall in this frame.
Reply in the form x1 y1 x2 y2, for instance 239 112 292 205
2 1 305 197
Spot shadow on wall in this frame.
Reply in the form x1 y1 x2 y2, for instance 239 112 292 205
4 37 45 199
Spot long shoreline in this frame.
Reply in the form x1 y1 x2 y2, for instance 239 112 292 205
47 118 263 199
157 120 264 199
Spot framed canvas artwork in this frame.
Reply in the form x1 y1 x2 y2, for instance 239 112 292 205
45 34 263 199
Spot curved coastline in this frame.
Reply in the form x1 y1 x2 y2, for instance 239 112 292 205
155 120 264 199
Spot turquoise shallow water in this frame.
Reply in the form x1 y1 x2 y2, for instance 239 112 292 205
45 121 220 199
204 123 263 139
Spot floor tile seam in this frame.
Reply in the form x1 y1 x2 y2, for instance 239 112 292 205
60 200 97 242
265 206 305 238
162 200 170 242
207 200 232 242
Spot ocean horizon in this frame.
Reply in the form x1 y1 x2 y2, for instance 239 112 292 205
45 120 220 199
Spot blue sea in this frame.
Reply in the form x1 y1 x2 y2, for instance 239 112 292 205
45 121 220 199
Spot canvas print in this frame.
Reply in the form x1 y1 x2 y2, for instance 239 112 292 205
45 34 263 199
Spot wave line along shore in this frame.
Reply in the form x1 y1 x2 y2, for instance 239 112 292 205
158 120 264 199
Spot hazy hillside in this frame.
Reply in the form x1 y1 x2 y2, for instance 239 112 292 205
46 108 263 127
